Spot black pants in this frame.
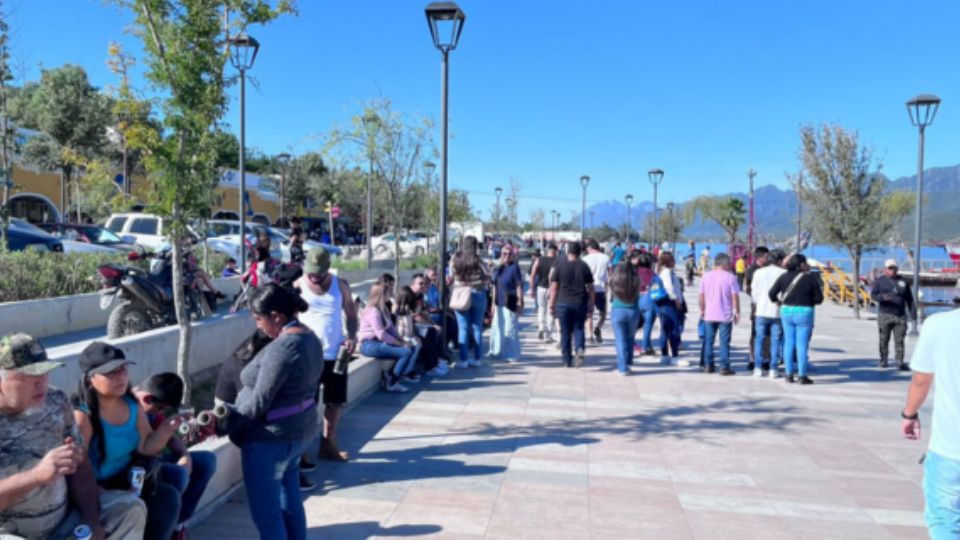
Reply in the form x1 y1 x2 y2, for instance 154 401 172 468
878 312 908 363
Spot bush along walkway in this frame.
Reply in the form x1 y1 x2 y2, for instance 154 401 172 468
192 287 927 539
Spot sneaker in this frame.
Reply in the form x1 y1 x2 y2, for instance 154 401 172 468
753 368 763 378
899 363 911 372
747 361 755 371
879 359 889 368
594 328 603 344
677 359 691 367
660 355 671 365
618 369 629 377
299 457 316 472
703 364 716 374
575 350 585 367
719 367 735 376
769 369 780 379
785 374 796 383
669 357 679 366
299 473 317 492
467 359 481 368
799 376 814 385
403 374 422 383
386 381 410 393
644 348 656 356
538 330 545 341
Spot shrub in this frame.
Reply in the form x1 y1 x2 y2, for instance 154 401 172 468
0 251 136 303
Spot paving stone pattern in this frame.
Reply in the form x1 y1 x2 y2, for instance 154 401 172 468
193 285 930 539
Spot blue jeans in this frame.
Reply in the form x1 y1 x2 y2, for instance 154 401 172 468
781 307 814 376
657 304 682 358
754 317 783 367
241 438 311 540
455 290 487 361
489 306 521 360
703 321 732 369
141 479 181 540
924 450 960 539
611 307 640 373
641 306 657 350
360 340 419 379
159 450 217 523
556 302 587 366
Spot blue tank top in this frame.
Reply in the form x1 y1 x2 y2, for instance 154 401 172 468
84 396 140 481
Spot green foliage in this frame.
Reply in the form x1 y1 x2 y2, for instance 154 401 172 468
684 196 745 244
0 252 140 303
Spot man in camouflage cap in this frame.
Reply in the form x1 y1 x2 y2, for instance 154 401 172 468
0 333 146 539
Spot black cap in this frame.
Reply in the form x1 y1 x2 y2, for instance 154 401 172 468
79 342 134 375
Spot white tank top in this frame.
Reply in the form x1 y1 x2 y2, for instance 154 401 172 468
299 276 344 360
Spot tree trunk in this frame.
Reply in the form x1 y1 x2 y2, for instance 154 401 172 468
393 222 401 280
171 214 193 405
852 248 862 320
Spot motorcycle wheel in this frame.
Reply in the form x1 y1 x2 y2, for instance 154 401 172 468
107 301 152 338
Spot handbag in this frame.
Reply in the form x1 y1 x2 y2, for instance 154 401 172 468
778 273 805 306
449 283 472 311
647 274 668 303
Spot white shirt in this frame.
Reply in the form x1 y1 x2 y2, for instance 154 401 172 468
911 308 960 461
751 265 787 319
659 267 681 301
582 251 610 292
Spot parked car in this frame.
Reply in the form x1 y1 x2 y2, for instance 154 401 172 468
104 213 173 250
372 233 429 257
4 220 64 253
38 223 138 253
198 220 283 261
266 227 342 262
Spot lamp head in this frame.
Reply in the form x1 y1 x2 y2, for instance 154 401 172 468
648 168 664 185
276 152 292 166
625 194 634 205
227 33 260 71
425 2 466 53
580 175 590 188
495 187 503 196
906 94 941 128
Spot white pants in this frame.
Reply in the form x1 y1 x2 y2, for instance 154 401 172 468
536 287 553 337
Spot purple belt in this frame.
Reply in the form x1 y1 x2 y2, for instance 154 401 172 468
265 399 316 423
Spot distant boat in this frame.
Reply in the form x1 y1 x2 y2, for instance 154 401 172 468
945 241 960 264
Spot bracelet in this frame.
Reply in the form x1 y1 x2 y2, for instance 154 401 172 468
901 410 919 420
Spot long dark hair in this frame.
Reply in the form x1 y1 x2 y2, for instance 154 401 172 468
395 286 418 316
249 282 308 319
73 372 136 471
232 329 273 365
609 261 640 304
786 253 807 273
453 235 481 281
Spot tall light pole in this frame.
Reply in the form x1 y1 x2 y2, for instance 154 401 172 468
579 175 590 241
276 152 291 226
648 168 664 250
625 193 634 241
228 33 260 271
362 113 381 268
494 186 503 238
906 93 941 334
426 1 466 349
747 168 756 260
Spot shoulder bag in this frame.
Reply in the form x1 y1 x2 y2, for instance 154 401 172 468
449 282 472 312
778 272 806 306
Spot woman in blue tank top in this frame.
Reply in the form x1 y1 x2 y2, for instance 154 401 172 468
73 342 184 540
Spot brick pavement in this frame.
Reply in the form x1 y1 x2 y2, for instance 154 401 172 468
192 288 929 539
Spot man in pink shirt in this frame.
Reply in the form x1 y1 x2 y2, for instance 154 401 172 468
699 253 741 375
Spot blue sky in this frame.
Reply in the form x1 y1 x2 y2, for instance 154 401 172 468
10 0 960 222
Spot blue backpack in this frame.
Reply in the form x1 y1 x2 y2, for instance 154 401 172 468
645 274 669 304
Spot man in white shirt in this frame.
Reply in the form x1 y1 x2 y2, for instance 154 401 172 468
902 307 960 537
750 249 786 378
582 239 611 344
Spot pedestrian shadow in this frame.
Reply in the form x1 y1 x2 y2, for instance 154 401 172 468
308 522 441 539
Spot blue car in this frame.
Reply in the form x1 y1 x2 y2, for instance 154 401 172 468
4 222 64 252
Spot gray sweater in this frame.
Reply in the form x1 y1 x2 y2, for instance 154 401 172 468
235 329 323 442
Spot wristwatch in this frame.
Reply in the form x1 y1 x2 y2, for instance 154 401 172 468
901 410 919 420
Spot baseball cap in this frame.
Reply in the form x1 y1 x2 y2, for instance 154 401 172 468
884 259 898 269
79 342 134 375
0 333 62 376
303 247 331 276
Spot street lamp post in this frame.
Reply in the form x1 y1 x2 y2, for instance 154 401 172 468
648 168 664 250
905 93 941 335
426 0 466 350
494 186 502 238
228 33 260 271
625 194 634 241
276 152 291 226
579 175 590 241
747 168 756 261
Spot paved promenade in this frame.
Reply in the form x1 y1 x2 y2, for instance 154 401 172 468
193 286 930 539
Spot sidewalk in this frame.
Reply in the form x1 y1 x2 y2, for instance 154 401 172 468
192 287 929 539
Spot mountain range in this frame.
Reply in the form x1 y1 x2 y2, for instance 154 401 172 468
584 164 960 242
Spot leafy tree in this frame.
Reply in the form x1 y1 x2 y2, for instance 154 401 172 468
799 123 914 319
684 196 746 245
18 64 112 222
0 1 13 249
116 0 293 402
106 42 159 200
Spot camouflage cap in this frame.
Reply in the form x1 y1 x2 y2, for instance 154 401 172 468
303 247 331 276
0 333 63 376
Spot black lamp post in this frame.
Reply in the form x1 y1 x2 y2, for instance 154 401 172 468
648 168 664 250
579 175 590 241
228 33 260 270
426 0 465 349
625 194 634 241
906 93 941 334
276 152 291 225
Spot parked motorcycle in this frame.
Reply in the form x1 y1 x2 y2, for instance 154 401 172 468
97 247 216 338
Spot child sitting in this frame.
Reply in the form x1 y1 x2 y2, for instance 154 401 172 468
133 373 217 538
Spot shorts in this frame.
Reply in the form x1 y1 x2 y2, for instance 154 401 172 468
593 291 607 314
318 360 348 405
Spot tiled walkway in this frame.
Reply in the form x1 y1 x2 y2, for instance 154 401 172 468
193 288 929 539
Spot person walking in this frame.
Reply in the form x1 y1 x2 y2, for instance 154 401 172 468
633 251 658 356
871 259 916 370
582 239 611 344
488 244 524 363
735 256 746 290
745 246 770 371
699 253 740 375
900 306 960 538
768 253 823 384
549 241 595 368
451 236 491 368
655 252 685 366
609 260 641 375
531 244 558 342
750 249 785 378
296 247 358 464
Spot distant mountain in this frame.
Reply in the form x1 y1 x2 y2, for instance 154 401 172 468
583 164 960 241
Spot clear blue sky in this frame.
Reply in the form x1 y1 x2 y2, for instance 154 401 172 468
10 0 960 222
